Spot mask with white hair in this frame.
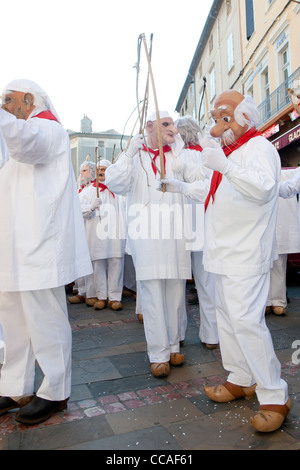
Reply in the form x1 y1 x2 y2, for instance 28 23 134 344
1 79 61 123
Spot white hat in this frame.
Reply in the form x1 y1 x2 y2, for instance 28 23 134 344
2 79 61 123
98 159 111 168
147 111 172 122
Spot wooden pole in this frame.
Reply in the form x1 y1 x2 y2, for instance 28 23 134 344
95 146 99 198
141 34 166 191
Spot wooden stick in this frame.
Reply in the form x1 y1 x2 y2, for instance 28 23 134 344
141 34 166 191
95 146 99 198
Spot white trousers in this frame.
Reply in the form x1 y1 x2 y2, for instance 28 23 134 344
0 287 72 401
215 272 288 405
267 254 288 308
139 279 185 363
86 257 124 301
192 251 218 344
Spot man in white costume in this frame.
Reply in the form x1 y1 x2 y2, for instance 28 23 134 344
195 90 290 433
105 111 191 378
68 161 96 305
80 159 126 310
266 167 300 316
0 79 92 425
173 116 218 349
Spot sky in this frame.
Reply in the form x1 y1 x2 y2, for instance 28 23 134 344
1 0 214 134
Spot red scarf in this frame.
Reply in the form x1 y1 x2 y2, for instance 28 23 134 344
32 111 59 123
142 144 172 175
204 128 262 211
186 144 203 152
93 181 115 198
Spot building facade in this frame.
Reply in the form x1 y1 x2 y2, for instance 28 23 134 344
68 115 129 177
176 0 300 166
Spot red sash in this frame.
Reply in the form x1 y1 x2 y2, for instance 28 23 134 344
204 128 262 211
32 111 59 123
142 144 172 175
93 181 115 198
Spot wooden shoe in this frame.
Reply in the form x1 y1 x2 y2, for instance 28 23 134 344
94 300 107 310
272 306 287 316
169 352 185 366
137 313 143 324
108 300 123 311
68 294 85 304
265 306 272 315
150 362 170 378
204 343 218 350
85 297 98 307
204 381 256 403
250 397 291 432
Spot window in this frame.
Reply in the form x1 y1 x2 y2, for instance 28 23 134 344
210 68 216 102
227 33 234 72
226 0 232 15
209 35 214 54
261 67 271 118
279 46 290 82
245 0 255 40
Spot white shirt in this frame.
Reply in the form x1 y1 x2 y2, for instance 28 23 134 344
0 108 92 291
78 182 126 260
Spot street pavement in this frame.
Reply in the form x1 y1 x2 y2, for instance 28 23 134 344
0 276 300 452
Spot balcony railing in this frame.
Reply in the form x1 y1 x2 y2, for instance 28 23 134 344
257 67 300 128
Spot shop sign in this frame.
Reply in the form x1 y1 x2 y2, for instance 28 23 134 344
272 124 300 150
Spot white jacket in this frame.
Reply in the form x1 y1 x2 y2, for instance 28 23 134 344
105 137 191 281
0 108 92 291
203 136 281 276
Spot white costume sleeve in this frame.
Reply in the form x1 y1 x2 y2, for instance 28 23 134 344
0 108 61 165
0 128 9 169
105 152 135 194
279 167 300 199
223 137 279 205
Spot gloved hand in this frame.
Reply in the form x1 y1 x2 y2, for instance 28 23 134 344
91 197 102 211
125 134 144 159
159 177 189 196
201 147 232 174
198 134 220 149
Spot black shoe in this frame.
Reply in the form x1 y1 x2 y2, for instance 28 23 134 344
15 395 69 425
0 397 20 416
0 396 34 417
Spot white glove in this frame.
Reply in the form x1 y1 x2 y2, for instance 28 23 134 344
201 147 232 174
198 134 220 149
91 197 101 211
125 133 144 159
159 178 189 196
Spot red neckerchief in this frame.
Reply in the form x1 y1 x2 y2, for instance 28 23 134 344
93 181 115 198
204 128 262 212
78 179 96 194
32 111 59 123
142 144 172 175
186 144 203 152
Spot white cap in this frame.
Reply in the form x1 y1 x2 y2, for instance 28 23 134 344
147 110 172 122
98 159 111 168
2 79 61 123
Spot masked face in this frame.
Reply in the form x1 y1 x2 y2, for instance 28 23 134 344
1 91 34 119
210 92 248 146
80 165 92 185
147 117 179 148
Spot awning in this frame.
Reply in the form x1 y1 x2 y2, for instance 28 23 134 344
271 123 300 151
